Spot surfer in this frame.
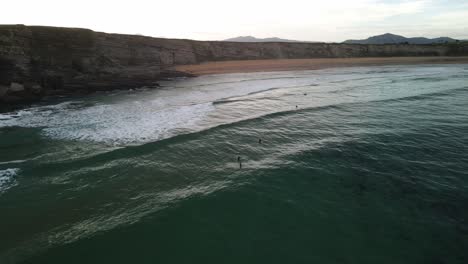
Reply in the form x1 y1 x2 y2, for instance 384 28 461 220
237 156 242 169
258 138 262 144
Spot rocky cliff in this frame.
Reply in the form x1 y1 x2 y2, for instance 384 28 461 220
1 25 468 107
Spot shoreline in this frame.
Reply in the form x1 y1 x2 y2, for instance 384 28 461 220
174 56 468 75
3 56 468 113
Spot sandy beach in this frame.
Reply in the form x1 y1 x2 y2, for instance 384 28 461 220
175 56 468 75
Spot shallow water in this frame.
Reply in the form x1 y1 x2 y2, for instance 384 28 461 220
1 64 468 263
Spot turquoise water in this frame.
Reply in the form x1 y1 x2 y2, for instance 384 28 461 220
0 64 468 263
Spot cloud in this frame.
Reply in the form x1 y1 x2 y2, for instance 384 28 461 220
0 0 465 41
431 9 468 26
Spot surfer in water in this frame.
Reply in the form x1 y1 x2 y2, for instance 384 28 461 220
258 138 262 144
237 156 242 169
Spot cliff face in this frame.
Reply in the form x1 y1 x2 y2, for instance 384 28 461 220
0 26 192 105
1 25 468 106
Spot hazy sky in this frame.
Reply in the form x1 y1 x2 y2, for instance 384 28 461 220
2 0 467 41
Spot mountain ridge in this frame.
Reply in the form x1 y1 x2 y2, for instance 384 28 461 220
223 36 317 43
344 33 458 44
225 33 460 44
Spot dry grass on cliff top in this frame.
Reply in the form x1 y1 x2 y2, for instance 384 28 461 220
175 57 468 75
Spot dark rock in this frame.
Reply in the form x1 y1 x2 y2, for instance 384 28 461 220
1 95 24 103
0 85 8 97
30 84 43 94
9 82 24 92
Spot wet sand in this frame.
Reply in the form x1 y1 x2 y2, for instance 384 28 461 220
175 56 468 75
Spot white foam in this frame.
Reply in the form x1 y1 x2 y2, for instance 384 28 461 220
0 99 214 145
0 113 14 120
1 65 465 146
0 159 27 165
0 72 317 146
43 102 214 145
0 168 19 193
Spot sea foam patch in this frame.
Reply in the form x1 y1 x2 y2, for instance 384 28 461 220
1 65 465 146
0 99 214 145
0 168 19 193
43 102 214 144
0 72 316 146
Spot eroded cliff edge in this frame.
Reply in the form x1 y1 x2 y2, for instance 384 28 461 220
1 25 468 108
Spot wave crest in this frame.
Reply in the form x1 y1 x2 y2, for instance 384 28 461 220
0 168 20 193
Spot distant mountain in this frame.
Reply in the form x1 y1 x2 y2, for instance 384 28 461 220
224 36 314 43
343 33 458 44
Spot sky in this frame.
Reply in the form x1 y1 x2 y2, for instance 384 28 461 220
1 0 467 42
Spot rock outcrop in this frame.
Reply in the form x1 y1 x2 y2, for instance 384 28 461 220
1 25 468 108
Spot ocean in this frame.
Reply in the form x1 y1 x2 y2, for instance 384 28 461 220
0 64 467 263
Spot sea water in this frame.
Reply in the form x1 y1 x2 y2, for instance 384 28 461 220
0 64 467 263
